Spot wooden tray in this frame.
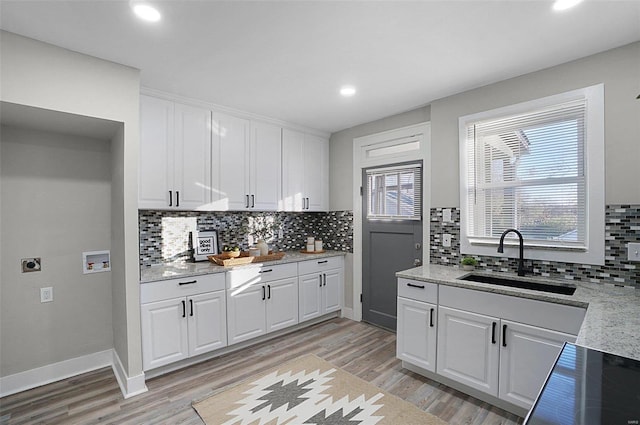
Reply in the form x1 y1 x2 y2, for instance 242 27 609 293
300 249 326 254
208 251 285 266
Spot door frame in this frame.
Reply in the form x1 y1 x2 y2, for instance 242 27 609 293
352 122 431 322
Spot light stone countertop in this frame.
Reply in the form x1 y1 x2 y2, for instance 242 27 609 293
140 250 347 283
397 264 640 362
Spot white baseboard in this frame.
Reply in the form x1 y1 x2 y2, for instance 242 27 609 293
0 349 113 398
111 350 148 399
341 307 354 320
0 349 147 399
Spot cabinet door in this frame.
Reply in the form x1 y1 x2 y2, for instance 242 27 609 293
281 128 305 211
397 297 437 372
437 306 500 396
266 277 299 333
303 134 328 211
250 121 281 210
139 95 173 209
298 273 322 322
188 291 227 357
499 320 576 410
141 298 188 370
215 112 250 210
174 103 211 210
226 284 266 345
322 268 343 314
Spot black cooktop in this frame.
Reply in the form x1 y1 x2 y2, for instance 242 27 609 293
525 343 640 425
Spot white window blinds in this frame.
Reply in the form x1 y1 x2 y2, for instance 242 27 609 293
464 99 587 247
367 164 422 220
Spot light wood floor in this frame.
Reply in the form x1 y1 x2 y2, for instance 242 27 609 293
0 318 523 425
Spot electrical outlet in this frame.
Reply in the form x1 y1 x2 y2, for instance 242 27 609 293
443 234 452 247
442 208 452 223
628 243 640 262
40 287 53 303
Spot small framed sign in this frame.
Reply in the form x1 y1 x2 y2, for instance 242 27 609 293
193 230 219 261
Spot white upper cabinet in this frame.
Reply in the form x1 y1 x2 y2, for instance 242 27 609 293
212 111 251 210
250 121 282 210
139 96 211 210
140 94 327 212
139 96 173 209
214 116 281 211
282 129 328 211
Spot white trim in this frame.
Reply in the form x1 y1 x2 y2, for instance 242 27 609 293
458 84 605 265
353 122 431 322
0 349 148 399
341 307 354 320
0 349 113 398
112 350 148 399
140 87 330 139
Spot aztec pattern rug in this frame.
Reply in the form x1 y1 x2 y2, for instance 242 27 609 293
192 354 447 425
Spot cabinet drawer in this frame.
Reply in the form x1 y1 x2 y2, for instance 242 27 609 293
227 262 297 289
398 278 438 304
297 256 344 275
141 273 226 304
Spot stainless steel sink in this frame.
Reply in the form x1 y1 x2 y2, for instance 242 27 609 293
460 273 576 295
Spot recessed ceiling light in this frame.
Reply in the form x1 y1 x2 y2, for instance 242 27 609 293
340 86 356 97
132 3 161 22
552 0 583 11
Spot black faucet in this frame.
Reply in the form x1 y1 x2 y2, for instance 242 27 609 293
497 228 527 276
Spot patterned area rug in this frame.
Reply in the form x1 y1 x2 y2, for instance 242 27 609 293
192 354 447 425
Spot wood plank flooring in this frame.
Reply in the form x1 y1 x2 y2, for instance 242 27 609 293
0 318 523 425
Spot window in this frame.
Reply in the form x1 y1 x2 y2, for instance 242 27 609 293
459 85 604 265
366 164 421 220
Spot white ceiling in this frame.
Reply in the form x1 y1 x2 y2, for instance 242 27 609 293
1 1 639 134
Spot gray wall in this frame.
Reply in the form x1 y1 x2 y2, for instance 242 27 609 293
0 127 113 376
429 41 640 207
330 41 640 311
330 41 640 211
0 31 142 377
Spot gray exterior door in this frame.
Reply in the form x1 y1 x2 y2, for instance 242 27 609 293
362 163 423 331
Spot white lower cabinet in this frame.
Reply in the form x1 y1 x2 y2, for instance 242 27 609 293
498 319 575 409
140 274 227 371
436 306 500 395
298 257 344 322
397 297 437 372
398 279 584 413
226 263 299 345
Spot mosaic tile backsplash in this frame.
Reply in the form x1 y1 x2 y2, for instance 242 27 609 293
139 210 353 267
430 205 640 287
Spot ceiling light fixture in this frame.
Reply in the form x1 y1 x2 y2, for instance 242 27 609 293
132 3 161 22
340 86 356 97
552 0 584 11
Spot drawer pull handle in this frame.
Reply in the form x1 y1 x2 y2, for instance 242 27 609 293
251 194 255 208
317 260 328 264
169 191 173 207
492 322 497 344
429 308 435 327
407 283 425 289
502 324 508 347
178 280 197 286
181 300 186 318
259 269 273 273
245 195 249 208
176 191 179 207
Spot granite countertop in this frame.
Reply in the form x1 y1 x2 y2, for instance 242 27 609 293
140 250 346 283
396 264 640 362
